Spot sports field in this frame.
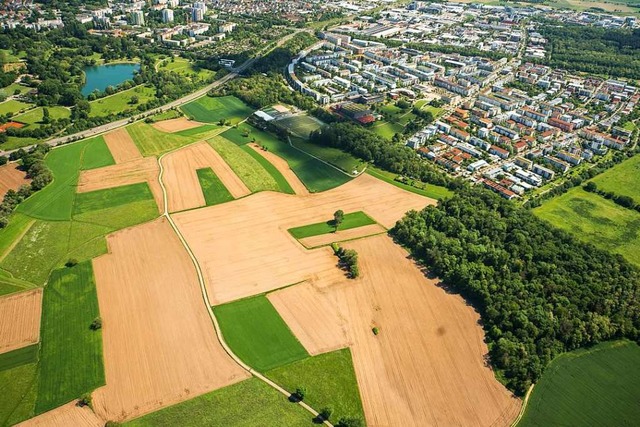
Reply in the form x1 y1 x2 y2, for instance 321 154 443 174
590 155 640 204
36 262 105 414
534 187 640 267
266 348 365 423
214 295 309 371
221 124 351 192
519 340 640 426
124 378 314 427
288 211 377 239
181 95 253 124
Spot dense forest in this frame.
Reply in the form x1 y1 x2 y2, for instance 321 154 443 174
391 189 640 395
250 32 318 74
534 24 640 79
310 122 462 189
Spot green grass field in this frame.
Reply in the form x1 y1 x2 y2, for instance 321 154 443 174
81 136 115 170
196 168 234 206
590 155 640 204
0 99 32 116
0 362 38 426
35 262 105 414
181 95 253 125
519 340 640 427
89 85 157 117
366 166 453 200
125 378 314 427
266 349 365 423
2 83 28 96
221 124 351 193
291 137 364 174
240 145 295 194
274 115 324 138
150 109 182 122
13 106 70 128
209 136 281 193
159 57 215 82
534 187 640 267
73 182 153 215
289 211 377 239
371 121 404 140
214 295 309 371
174 123 220 137
126 121 222 156
0 270 35 296
0 212 34 261
0 344 39 371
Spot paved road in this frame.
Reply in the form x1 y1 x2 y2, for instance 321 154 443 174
0 31 301 157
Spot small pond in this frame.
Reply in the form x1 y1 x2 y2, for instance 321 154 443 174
82 63 140 97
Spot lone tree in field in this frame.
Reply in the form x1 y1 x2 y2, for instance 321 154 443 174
319 407 333 421
333 210 344 232
292 386 306 402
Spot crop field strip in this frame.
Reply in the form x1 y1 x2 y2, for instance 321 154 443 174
246 144 309 195
196 168 234 206
0 289 42 355
519 340 640 426
288 211 377 239
239 144 295 194
152 117 203 133
0 344 38 371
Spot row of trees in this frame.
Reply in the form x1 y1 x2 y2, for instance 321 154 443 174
0 145 53 228
331 242 360 279
309 122 463 190
584 181 640 213
391 189 640 395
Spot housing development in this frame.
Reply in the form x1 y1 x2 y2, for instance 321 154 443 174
0 0 639 427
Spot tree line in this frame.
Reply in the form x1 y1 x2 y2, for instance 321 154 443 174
391 188 640 395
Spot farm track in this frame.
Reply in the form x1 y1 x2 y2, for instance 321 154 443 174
156 142 333 426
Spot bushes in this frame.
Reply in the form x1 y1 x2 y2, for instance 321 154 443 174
332 244 359 279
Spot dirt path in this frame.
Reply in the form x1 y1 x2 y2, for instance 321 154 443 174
248 143 309 195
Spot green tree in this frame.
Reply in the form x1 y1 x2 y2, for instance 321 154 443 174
333 209 344 232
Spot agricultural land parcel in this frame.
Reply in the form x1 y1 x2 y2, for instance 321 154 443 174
181 95 253 124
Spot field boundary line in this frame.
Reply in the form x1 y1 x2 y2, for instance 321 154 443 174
156 143 332 426
287 136 366 178
511 384 534 427
0 218 35 263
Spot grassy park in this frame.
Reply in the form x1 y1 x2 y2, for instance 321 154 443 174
288 211 377 239
89 85 157 117
519 340 640 426
0 100 32 116
214 295 309 371
181 95 253 124
13 106 70 128
197 168 234 206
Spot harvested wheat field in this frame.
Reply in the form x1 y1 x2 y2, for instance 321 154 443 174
248 143 309 195
173 173 432 305
103 128 142 163
161 142 249 212
0 289 42 354
298 223 386 248
272 234 521 427
0 163 30 199
17 401 103 427
91 218 249 422
152 117 203 133
77 157 163 212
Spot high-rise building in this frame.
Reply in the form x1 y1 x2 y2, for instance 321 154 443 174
162 8 174 23
193 1 207 13
192 7 204 22
130 10 145 25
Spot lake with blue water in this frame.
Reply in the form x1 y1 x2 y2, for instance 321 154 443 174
81 63 140 97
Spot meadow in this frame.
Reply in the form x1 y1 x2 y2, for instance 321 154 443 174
291 137 364 174
0 100 32 116
240 145 295 194
590 154 640 204
126 121 222 156
534 187 640 267
35 262 105 414
221 124 351 192
519 340 640 426
181 95 253 124
196 168 234 206
124 378 314 427
214 295 309 371
13 106 70 128
274 114 324 138
89 85 157 117
0 361 37 426
288 211 377 239
366 166 453 200
158 57 215 82
266 349 365 423
0 344 38 371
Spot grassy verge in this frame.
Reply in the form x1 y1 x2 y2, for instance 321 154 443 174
181 95 253 125
240 145 295 194
124 378 314 427
519 340 640 426
209 136 280 193
266 349 365 423
289 211 376 239
534 187 640 267
35 261 105 414
214 295 309 371
196 168 234 206
366 166 453 200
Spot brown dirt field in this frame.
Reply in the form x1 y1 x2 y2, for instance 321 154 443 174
298 223 386 248
173 173 432 305
16 401 103 427
91 218 249 422
248 143 309 195
0 289 42 354
162 142 246 212
271 234 521 427
77 157 163 212
103 128 142 164
0 163 31 199
152 117 203 133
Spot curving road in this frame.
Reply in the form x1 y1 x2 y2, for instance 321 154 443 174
0 30 303 157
